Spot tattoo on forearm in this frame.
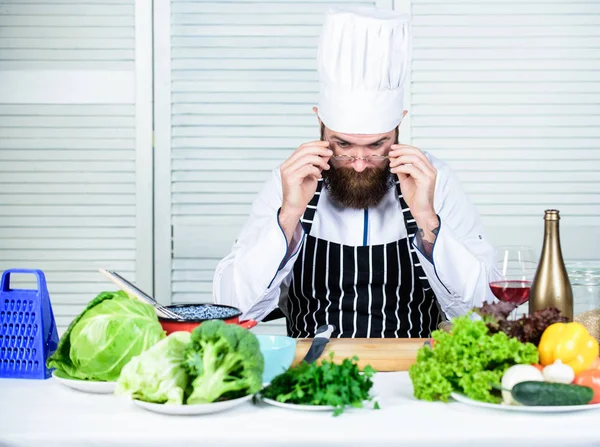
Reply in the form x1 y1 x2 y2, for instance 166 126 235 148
419 225 440 260
422 240 434 259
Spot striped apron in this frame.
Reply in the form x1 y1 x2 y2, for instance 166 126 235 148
285 179 441 338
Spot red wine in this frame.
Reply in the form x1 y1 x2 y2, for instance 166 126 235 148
489 280 531 305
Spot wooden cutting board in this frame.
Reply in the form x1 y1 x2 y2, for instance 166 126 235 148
292 338 429 372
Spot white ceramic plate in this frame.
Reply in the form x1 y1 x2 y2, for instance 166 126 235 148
52 371 116 394
261 397 377 412
132 394 254 416
451 392 600 413
262 397 337 411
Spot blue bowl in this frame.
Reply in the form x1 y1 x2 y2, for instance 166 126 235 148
256 335 297 384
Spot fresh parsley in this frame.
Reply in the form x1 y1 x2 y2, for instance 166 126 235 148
260 353 378 416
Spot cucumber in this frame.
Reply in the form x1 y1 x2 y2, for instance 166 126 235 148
511 381 594 406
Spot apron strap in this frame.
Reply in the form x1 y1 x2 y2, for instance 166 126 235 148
394 180 418 235
299 178 323 234
395 180 445 325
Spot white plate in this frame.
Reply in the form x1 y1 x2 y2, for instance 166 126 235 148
261 397 376 412
52 371 116 394
262 397 337 411
132 394 254 415
451 392 600 413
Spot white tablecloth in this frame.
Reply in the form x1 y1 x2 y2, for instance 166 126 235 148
1 372 599 447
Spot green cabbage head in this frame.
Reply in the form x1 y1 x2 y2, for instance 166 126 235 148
115 331 191 404
47 290 165 381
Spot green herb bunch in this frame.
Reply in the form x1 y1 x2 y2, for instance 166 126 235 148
261 353 379 416
408 312 539 404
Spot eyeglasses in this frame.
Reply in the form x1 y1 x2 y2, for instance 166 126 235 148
330 155 389 163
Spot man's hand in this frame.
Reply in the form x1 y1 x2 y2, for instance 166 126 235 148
279 140 332 243
388 144 439 243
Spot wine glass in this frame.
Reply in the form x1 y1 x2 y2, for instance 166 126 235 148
489 245 538 319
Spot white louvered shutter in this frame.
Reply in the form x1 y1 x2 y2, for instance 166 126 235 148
0 0 153 333
155 0 393 334
406 0 600 260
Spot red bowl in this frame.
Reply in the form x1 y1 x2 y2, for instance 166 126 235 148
158 303 257 335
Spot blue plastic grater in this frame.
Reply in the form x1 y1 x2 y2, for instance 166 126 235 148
0 269 59 379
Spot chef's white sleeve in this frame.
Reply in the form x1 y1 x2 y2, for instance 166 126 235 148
213 167 305 321
412 160 501 319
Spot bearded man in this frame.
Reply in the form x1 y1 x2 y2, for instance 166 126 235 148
213 6 499 338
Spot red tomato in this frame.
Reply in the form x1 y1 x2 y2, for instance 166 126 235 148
532 364 544 372
573 370 600 404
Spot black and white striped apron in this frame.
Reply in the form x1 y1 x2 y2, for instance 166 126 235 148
285 179 441 338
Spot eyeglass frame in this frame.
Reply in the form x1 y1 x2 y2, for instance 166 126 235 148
329 154 389 163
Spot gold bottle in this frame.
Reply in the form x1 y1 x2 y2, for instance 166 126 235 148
529 210 574 320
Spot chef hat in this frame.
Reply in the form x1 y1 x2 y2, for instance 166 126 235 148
317 6 411 134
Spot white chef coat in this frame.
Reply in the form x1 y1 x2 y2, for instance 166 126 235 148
213 151 500 322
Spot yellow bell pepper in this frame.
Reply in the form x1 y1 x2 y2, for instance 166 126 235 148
538 322 599 375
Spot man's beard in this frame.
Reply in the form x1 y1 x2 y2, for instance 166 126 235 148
322 164 395 209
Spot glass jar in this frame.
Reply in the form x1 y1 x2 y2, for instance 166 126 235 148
566 261 600 315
